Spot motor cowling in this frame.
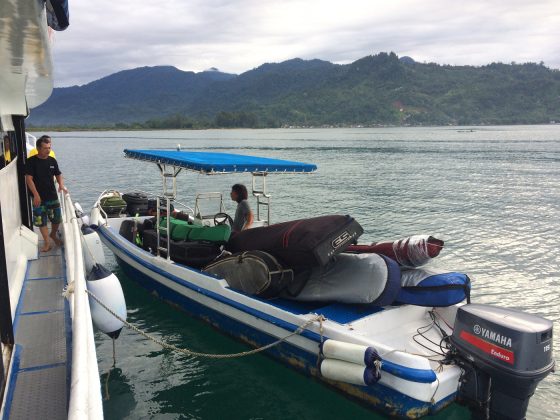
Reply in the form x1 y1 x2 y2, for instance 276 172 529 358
449 304 555 420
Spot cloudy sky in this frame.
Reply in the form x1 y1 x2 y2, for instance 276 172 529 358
51 0 560 87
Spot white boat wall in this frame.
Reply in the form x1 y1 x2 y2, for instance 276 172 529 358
0 1 103 418
90 151 554 419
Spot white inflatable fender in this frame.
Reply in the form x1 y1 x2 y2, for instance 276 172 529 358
87 264 127 338
89 206 102 226
319 359 380 386
321 339 381 368
74 202 90 226
81 225 105 273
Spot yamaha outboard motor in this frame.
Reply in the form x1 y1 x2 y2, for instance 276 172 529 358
449 304 554 419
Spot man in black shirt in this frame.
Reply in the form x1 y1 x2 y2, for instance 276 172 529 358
25 135 67 252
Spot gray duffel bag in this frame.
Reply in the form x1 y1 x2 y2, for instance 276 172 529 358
285 253 401 305
204 251 294 298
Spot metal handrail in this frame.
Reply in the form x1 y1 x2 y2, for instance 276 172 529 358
194 192 224 219
62 192 103 419
170 198 195 216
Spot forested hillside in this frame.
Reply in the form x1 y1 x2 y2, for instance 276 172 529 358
29 53 560 128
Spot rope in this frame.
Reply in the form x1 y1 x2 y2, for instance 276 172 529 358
85 288 325 359
104 368 111 401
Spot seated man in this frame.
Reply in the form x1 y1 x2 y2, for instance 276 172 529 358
230 184 253 232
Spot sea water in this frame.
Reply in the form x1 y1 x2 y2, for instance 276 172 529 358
40 126 560 419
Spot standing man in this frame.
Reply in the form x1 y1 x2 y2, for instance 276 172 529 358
25 135 67 252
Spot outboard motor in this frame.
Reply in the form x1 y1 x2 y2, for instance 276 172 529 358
449 304 555 420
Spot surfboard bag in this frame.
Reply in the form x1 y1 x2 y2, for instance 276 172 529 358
395 269 471 307
227 215 363 269
142 229 222 268
123 192 149 216
284 253 401 305
100 196 127 216
204 251 294 298
159 217 231 243
346 235 444 267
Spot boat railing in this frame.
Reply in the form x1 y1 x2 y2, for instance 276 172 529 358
170 198 195 217
194 192 224 220
61 192 103 419
251 172 271 226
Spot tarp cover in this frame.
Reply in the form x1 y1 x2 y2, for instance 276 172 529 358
124 149 317 174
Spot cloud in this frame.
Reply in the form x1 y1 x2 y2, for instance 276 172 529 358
51 0 560 86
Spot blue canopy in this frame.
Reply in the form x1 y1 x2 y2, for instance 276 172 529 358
124 149 317 174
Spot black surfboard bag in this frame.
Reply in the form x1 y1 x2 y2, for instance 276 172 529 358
227 215 363 269
204 251 294 299
142 229 221 268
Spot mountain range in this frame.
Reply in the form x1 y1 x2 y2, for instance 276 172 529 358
28 52 560 127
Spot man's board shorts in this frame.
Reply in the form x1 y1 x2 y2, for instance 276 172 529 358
33 199 62 227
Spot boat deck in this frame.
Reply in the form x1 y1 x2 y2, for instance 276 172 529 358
2 241 69 420
252 295 385 323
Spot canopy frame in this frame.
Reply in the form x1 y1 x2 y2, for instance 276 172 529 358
126 149 317 228
124 149 317 175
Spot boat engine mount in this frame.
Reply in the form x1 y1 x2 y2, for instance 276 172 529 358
448 304 555 420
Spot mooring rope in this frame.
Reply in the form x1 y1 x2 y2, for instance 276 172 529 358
85 288 325 359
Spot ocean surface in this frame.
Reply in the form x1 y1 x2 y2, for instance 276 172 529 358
36 126 560 419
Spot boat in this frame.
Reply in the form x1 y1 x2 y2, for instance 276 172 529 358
1 2 123 418
91 149 555 419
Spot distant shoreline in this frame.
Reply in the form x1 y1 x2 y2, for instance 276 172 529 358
27 122 560 133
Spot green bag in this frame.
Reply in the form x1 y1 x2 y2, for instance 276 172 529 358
100 196 127 215
186 224 231 243
159 217 231 243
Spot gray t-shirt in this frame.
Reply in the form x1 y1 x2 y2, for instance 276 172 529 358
233 199 251 232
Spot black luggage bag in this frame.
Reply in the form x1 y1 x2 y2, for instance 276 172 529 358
119 219 137 243
123 192 149 216
147 199 174 215
142 229 221 268
204 251 294 298
142 229 158 253
227 215 363 269
170 240 222 268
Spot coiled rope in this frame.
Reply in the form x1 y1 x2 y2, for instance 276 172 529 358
85 288 325 359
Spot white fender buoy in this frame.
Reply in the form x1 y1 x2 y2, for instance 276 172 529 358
74 202 90 226
87 264 127 338
89 206 102 226
81 225 105 273
321 339 380 368
319 359 380 386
